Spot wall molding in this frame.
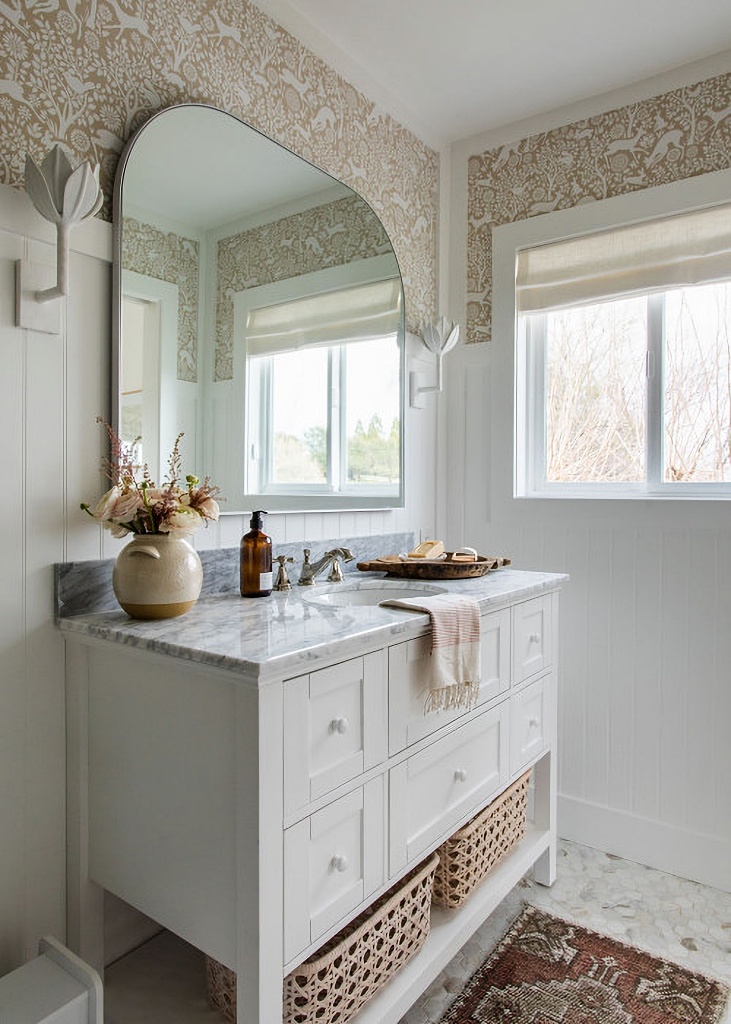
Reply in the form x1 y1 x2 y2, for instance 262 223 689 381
558 795 730 892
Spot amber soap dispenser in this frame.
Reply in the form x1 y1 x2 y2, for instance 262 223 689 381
240 510 273 597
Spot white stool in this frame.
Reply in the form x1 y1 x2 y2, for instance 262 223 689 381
0 936 102 1024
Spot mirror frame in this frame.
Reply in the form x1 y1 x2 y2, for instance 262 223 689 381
112 103 406 513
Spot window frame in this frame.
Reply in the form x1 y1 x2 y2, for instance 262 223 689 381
491 168 731 501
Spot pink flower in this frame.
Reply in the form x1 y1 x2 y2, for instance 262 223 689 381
90 486 142 524
90 485 121 519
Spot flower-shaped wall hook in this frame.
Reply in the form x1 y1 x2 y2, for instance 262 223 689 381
410 317 460 407
24 145 104 302
16 145 104 334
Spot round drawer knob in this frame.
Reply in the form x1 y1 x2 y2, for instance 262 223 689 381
330 854 349 873
528 716 540 728
529 633 542 644
454 768 468 782
330 717 349 735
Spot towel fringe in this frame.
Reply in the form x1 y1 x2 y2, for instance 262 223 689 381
423 680 480 714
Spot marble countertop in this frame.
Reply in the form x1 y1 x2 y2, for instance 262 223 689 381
58 568 568 684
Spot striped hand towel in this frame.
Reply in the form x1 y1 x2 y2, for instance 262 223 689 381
380 593 481 713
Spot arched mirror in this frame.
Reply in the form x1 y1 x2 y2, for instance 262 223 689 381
113 104 405 512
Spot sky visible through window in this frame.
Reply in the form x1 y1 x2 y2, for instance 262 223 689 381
269 336 400 487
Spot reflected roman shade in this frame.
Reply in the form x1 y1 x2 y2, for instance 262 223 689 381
516 202 731 313
246 278 402 357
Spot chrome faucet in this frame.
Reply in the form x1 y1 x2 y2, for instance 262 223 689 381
298 547 354 585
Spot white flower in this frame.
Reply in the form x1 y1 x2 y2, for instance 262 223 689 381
159 509 202 536
90 485 121 519
194 496 220 522
105 521 132 538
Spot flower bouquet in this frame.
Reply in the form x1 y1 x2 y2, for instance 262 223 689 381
82 420 222 619
81 418 221 536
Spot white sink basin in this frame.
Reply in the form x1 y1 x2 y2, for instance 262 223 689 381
301 579 447 608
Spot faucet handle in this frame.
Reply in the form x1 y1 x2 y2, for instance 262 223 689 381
298 547 314 586
273 554 295 591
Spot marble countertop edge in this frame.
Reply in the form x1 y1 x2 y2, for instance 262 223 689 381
58 569 569 683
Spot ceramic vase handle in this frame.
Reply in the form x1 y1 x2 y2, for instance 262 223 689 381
127 545 161 560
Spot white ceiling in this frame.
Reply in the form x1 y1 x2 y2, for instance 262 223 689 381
255 0 731 146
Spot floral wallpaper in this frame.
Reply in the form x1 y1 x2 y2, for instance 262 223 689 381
467 72 731 343
0 0 438 331
122 217 199 381
215 194 392 380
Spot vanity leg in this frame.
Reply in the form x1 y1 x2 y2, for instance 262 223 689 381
65 641 106 974
234 682 284 1023
532 746 557 887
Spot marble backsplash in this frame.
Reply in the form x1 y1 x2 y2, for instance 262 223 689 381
55 532 414 618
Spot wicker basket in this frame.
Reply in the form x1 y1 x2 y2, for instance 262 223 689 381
432 770 531 909
205 851 439 1024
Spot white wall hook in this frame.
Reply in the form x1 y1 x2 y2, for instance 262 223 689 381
409 317 459 408
16 145 103 334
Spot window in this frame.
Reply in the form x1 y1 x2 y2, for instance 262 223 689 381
245 278 402 498
516 202 731 497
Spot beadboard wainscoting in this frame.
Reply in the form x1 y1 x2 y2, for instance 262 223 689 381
443 335 731 892
0 181 438 972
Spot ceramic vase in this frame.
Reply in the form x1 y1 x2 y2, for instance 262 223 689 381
113 534 203 619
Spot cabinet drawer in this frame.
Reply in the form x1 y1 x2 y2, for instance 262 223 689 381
512 596 552 684
283 778 385 964
388 608 510 754
284 651 388 818
389 703 508 875
510 673 551 774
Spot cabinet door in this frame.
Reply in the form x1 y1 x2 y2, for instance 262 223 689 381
283 778 385 965
388 608 510 754
512 596 552 685
389 703 508 875
511 673 551 775
284 650 388 818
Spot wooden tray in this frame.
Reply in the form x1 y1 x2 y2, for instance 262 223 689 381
356 554 511 580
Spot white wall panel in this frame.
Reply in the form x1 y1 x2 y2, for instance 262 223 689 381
0 227 28 972
0 181 436 970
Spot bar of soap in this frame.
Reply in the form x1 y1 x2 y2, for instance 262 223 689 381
408 539 445 559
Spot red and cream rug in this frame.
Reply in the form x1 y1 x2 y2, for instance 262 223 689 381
439 906 729 1024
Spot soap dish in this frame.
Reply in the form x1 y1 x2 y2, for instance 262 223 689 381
355 554 510 580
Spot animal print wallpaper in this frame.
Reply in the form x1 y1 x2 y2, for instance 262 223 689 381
0 0 438 332
215 194 392 380
467 72 731 343
122 217 200 382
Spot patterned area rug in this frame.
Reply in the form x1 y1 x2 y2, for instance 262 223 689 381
439 906 729 1024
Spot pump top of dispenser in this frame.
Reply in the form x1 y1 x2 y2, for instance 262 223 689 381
250 510 268 531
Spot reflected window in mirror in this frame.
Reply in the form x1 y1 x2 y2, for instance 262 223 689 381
246 277 401 497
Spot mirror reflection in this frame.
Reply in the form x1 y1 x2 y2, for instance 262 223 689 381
114 104 405 512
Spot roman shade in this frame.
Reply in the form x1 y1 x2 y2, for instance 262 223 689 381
516 202 731 313
246 278 402 357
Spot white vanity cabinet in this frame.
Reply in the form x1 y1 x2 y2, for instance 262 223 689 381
64 574 564 1024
